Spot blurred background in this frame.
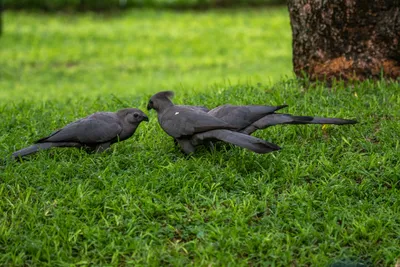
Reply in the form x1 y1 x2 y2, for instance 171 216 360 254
0 0 292 102
3 0 286 11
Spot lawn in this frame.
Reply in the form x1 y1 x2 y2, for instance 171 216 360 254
0 8 291 102
1 8 400 267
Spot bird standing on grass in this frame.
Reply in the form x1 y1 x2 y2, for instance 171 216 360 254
11 108 149 160
147 91 280 155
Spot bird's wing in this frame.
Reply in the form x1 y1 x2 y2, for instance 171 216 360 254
36 112 123 144
159 106 234 138
180 105 210 113
208 105 287 129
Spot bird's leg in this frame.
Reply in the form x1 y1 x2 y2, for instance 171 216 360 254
204 140 216 152
94 142 112 153
191 133 216 152
176 138 196 155
173 138 179 147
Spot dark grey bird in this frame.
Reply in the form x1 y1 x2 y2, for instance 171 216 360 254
147 91 280 154
207 104 358 135
11 108 149 159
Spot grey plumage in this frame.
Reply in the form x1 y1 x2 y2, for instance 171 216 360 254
147 91 280 154
208 104 357 135
191 130 280 154
242 113 357 135
208 104 287 130
11 108 149 159
180 105 210 113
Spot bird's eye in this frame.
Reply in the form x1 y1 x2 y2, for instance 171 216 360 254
133 113 139 118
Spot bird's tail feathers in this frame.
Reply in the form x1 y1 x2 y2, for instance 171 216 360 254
289 115 358 125
192 130 280 154
11 142 83 160
11 143 54 159
242 114 358 134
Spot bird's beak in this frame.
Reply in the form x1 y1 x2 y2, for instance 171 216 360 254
143 115 149 122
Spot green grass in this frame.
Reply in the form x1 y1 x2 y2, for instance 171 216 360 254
0 8 291 102
1 8 400 267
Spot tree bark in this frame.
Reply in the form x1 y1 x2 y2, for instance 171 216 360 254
287 0 400 81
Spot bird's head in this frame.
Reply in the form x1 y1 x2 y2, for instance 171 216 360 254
117 108 149 124
147 91 174 112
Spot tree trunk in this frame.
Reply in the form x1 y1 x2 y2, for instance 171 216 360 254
287 0 400 81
